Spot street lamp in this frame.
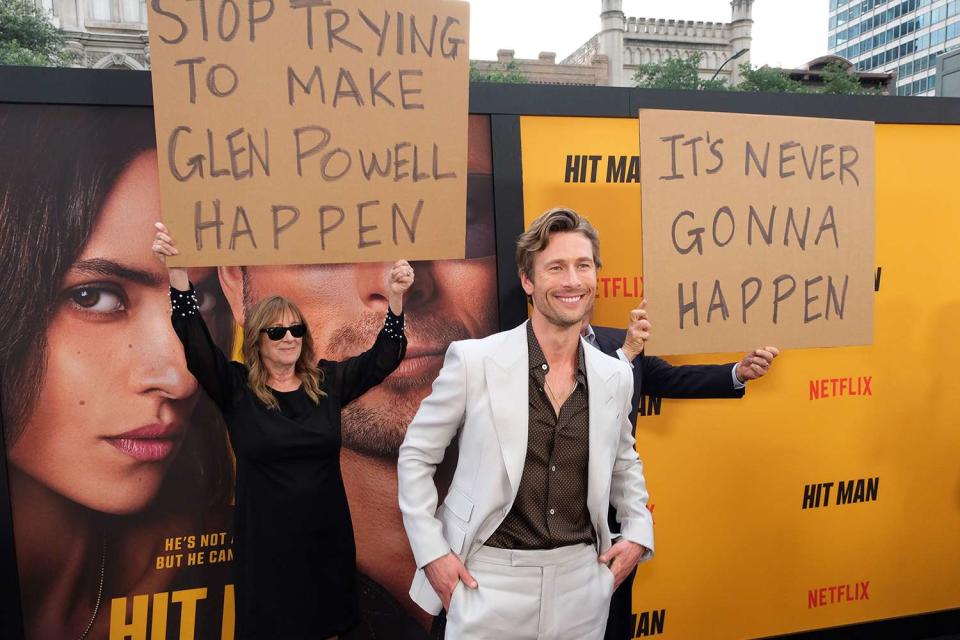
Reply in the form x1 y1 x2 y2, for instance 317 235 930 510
710 48 750 82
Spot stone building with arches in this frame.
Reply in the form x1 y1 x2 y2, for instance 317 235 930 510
564 0 755 87
27 0 149 69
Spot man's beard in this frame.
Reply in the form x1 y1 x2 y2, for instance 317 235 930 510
323 312 472 457
536 291 593 329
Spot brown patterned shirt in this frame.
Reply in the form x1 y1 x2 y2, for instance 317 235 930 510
486 322 594 549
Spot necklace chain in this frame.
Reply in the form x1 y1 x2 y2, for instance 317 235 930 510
77 537 106 640
543 375 573 411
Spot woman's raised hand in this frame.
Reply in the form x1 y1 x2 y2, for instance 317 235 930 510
152 221 178 259
152 222 189 290
387 260 415 315
389 260 415 295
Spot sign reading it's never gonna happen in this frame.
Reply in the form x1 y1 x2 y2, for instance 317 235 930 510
639 109 875 355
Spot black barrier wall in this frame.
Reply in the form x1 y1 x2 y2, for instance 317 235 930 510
1 67 960 640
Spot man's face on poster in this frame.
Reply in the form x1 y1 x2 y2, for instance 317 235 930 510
219 174 498 456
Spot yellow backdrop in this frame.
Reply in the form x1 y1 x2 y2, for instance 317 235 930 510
521 115 960 639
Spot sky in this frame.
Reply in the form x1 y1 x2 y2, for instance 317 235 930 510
469 1 830 70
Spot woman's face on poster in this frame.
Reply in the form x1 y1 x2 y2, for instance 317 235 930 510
8 150 199 514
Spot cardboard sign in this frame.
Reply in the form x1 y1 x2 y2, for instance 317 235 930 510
639 109 875 355
147 0 469 266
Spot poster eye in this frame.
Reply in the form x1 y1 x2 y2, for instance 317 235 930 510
68 285 125 313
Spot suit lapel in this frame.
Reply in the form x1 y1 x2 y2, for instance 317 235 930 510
591 326 616 356
584 339 620 514
484 324 530 497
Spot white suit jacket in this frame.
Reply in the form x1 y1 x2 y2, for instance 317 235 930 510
397 322 655 615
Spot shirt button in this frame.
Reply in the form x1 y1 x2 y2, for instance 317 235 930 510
551 465 556 472
541 364 548 370
549 509 555 515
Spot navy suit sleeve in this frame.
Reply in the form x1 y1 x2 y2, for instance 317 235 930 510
640 356 744 399
591 325 743 399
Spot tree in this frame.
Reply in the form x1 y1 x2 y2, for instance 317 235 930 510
735 64 806 93
0 0 72 67
818 60 885 95
470 60 528 84
634 51 886 96
634 52 728 91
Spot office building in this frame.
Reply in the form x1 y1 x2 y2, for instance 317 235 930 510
829 0 960 96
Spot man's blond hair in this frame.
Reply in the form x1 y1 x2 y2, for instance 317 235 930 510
515 207 601 282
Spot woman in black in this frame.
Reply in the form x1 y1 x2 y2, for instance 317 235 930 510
152 222 413 639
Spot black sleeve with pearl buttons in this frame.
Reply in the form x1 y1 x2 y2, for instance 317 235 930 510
382 308 405 342
169 283 244 410
325 308 406 405
170 286 200 318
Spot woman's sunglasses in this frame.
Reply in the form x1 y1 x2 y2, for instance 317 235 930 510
261 324 307 341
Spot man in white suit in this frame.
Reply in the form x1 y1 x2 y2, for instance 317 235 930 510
398 208 652 639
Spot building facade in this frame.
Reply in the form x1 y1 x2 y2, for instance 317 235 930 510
781 55 896 93
937 46 960 94
562 0 754 87
30 0 149 70
829 0 960 96
472 50 610 85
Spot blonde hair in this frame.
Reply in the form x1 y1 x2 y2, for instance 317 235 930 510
515 207 602 282
242 296 325 410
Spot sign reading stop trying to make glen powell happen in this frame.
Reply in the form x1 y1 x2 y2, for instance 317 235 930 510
147 0 469 266
639 109 875 355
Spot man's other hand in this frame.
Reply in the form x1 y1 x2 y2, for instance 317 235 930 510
735 346 780 382
424 552 478 611
599 539 648 589
621 299 651 361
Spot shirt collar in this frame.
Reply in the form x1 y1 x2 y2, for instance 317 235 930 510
581 323 597 346
527 322 588 385
527 321 547 372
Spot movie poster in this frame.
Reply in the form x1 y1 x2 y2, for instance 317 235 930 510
0 103 497 640
520 115 960 639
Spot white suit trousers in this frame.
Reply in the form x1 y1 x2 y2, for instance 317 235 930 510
445 544 615 640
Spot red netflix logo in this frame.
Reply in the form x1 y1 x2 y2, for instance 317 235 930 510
596 276 643 299
809 376 872 400
808 581 870 608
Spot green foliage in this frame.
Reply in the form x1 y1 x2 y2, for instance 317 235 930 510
470 60 529 84
817 60 885 95
633 51 886 96
0 0 71 67
634 52 728 91
735 63 807 93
